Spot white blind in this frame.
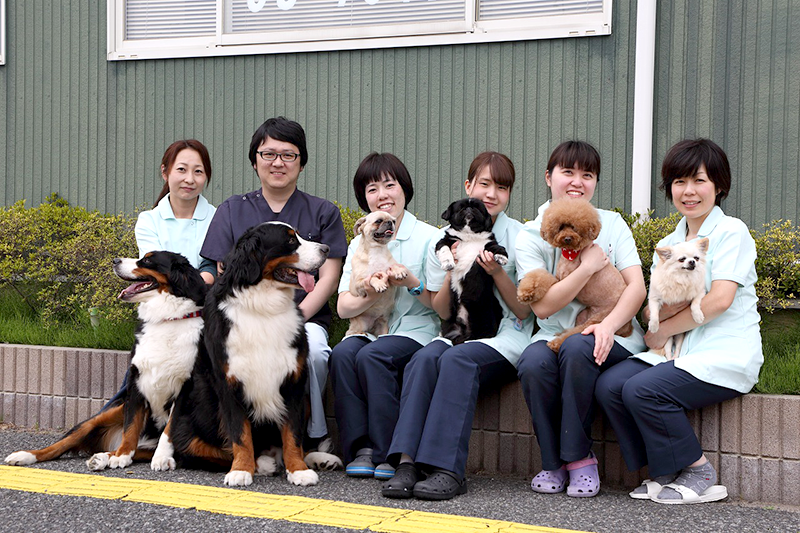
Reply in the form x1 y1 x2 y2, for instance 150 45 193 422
226 0 466 33
478 0 602 21
125 0 217 40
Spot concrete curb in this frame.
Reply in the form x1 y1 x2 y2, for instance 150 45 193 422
1 344 797 506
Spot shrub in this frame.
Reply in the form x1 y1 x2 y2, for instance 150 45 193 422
0 194 138 327
750 220 800 311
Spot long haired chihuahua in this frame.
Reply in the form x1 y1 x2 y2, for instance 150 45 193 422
647 237 709 360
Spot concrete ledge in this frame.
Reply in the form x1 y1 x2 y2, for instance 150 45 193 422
1 344 797 506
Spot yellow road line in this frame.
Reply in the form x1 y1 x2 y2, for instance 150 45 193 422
0 465 590 533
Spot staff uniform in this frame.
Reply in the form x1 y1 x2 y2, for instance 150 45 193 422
387 211 534 478
515 200 646 470
596 206 763 476
329 211 440 463
200 188 348 439
135 194 216 267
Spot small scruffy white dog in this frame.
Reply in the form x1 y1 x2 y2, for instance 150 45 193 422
648 237 709 360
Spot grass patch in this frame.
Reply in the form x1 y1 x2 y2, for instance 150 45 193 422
2 283 799 394
754 309 800 394
0 283 135 351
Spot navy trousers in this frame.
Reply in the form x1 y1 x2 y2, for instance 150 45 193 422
595 358 741 477
328 335 422 464
388 340 516 479
516 334 632 471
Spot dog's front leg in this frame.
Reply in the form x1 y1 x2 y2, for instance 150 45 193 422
221 397 256 486
435 240 456 271
647 299 662 333
282 422 319 486
689 294 705 324
485 242 508 266
151 412 176 471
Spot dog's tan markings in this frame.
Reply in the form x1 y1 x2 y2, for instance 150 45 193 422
262 255 300 278
18 405 125 462
230 419 256 475
132 267 169 292
226 374 239 387
116 405 147 457
291 354 307 382
187 437 232 462
281 422 308 474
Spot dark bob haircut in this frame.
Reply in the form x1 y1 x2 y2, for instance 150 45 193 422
467 151 516 190
248 116 309 168
546 140 601 179
660 138 731 206
352 152 414 213
155 139 212 207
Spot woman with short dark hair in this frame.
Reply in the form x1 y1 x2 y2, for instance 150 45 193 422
596 138 763 504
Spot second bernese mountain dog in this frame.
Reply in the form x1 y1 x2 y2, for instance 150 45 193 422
167 221 336 487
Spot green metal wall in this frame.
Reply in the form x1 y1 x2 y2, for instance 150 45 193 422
1 0 797 229
652 0 800 227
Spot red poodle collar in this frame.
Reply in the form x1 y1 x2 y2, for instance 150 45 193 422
561 249 580 262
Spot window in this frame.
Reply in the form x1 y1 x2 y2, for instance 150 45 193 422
0 0 6 65
108 0 611 60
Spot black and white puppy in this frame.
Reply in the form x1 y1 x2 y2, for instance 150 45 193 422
435 198 507 344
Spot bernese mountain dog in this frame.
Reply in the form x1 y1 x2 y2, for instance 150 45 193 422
435 198 508 344
166 221 337 487
4 251 206 470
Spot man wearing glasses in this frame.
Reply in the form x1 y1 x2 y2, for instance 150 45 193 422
200 116 347 450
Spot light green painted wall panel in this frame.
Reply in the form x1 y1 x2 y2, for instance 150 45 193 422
652 0 800 226
1 0 638 225
2 0 797 231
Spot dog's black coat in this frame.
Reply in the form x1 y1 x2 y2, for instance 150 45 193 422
435 198 507 345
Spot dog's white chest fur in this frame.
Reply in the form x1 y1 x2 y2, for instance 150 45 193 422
220 283 301 424
447 230 491 297
131 295 203 427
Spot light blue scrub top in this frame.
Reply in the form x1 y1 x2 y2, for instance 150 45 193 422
338 210 441 346
632 206 763 393
134 194 216 268
425 211 535 367
515 200 647 355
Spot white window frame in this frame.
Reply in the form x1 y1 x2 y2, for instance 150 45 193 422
108 0 611 61
0 0 6 66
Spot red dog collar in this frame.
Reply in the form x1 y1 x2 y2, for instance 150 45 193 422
168 310 203 321
561 249 580 262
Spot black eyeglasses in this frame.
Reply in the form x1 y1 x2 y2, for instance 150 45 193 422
257 151 299 162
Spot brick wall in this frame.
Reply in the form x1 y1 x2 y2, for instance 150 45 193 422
2 344 798 506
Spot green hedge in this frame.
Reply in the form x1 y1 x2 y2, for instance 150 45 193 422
0 196 797 334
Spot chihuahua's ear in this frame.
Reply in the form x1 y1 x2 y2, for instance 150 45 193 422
655 247 673 262
354 217 367 236
697 237 709 253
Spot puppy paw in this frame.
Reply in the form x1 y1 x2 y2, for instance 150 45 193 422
287 468 319 486
224 470 253 486
517 269 557 303
109 452 134 469
691 309 705 324
5 451 37 466
86 452 110 471
494 254 508 266
256 455 278 476
441 259 455 271
304 451 343 471
370 272 389 293
387 264 409 280
150 454 176 471
648 320 659 333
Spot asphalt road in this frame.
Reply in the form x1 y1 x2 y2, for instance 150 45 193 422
1 427 798 533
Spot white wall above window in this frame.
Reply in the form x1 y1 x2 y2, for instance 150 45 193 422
108 0 611 61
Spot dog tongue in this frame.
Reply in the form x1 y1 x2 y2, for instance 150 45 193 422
298 271 316 293
118 282 150 299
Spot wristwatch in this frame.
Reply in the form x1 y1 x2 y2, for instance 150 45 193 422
408 280 425 296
